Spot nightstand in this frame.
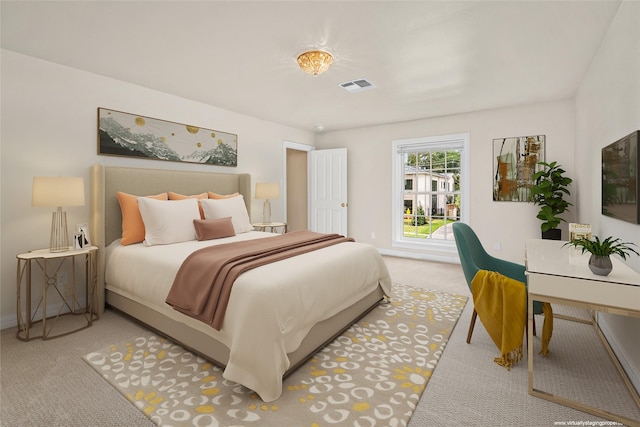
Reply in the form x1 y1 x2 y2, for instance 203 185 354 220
16 246 98 341
253 222 287 234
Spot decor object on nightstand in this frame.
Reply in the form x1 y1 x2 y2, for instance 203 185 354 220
255 182 279 224
32 176 85 252
530 161 573 240
564 236 639 276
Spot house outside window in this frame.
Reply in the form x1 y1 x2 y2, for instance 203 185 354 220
392 133 469 252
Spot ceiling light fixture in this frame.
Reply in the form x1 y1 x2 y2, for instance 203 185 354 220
297 50 333 76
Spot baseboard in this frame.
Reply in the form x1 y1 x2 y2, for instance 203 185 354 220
2 300 87 331
598 315 640 395
1 314 18 330
377 248 460 264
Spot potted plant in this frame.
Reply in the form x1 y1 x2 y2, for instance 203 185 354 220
530 161 573 240
564 236 639 276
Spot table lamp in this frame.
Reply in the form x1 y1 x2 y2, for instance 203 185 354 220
255 182 279 224
32 176 85 252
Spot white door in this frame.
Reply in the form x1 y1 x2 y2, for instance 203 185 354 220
309 148 348 235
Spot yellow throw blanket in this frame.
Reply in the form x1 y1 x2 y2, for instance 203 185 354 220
471 270 526 370
471 270 553 370
540 301 553 357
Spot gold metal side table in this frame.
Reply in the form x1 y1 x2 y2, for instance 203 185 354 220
16 246 98 341
252 222 287 234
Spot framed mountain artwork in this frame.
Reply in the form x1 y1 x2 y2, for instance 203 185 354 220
98 108 238 167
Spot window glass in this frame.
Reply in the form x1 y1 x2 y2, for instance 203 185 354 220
392 134 469 250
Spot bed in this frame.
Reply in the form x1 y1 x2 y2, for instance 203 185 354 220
89 164 391 402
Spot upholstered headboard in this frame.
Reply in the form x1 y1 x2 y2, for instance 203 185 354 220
90 164 251 314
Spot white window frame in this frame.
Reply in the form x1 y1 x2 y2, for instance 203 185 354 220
391 133 470 253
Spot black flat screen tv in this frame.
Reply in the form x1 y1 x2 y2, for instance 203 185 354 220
602 130 639 224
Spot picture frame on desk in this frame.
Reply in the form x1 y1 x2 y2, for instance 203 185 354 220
568 223 592 241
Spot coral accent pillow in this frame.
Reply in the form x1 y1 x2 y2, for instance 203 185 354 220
193 217 236 241
208 192 240 199
200 196 253 234
117 192 168 245
169 192 207 219
137 197 200 246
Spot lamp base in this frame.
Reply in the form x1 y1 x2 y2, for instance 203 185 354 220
262 199 272 224
50 208 70 252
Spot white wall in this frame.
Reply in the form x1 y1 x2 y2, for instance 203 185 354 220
574 1 640 392
0 49 314 327
315 99 576 264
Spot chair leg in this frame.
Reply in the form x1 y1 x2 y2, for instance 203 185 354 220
533 314 537 336
467 309 477 344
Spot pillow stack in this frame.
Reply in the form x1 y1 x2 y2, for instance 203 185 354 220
116 191 251 246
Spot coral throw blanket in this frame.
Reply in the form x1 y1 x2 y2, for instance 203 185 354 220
166 230 354 330
471 270 553 370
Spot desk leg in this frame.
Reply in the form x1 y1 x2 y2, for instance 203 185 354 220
527 294 640 425
528 297 534 395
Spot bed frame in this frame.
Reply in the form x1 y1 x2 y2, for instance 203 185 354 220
90 164 384 376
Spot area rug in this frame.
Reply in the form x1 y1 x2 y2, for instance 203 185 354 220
84 284 467 426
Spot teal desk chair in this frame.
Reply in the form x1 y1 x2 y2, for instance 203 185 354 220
452 222 542 343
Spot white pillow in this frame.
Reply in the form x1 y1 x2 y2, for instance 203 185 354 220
137 197 200 246
200 195 253 234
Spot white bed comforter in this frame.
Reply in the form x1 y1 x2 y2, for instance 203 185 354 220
105 231 391 401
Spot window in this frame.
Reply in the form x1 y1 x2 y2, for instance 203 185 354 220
392 133 469 251
404 179 413 191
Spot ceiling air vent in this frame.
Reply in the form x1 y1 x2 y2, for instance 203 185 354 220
339 78 376 93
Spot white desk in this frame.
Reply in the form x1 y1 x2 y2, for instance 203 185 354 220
525 239 640 426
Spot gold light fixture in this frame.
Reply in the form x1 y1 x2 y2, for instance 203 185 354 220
297 50 333 76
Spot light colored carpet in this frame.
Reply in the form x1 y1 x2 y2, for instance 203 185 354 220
1 255 639 426
82 285 467 426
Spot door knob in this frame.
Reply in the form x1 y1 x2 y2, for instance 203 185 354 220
341 203 347 207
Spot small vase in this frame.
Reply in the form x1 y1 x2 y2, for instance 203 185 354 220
588 254 612 276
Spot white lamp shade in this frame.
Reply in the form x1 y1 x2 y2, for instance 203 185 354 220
255 182 279 200
32 176 85 207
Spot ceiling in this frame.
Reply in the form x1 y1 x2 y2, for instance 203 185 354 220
1 1 621 133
